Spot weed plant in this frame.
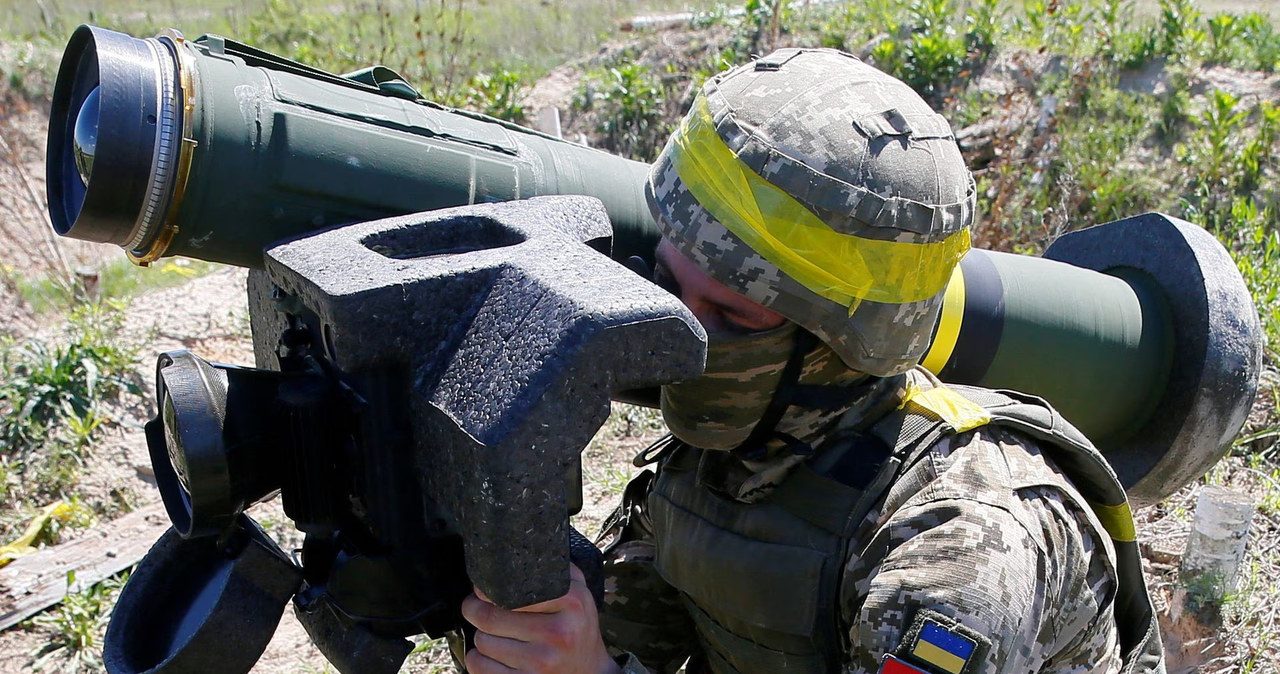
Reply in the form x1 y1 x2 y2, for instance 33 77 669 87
0 301 141 537
574 58 670 161
9 257 219 315
26 570 130 673
463 69 530 124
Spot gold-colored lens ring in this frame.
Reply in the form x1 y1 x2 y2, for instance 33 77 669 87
128 29 198 266
121 37 177 252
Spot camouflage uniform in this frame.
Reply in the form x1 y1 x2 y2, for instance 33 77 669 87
597 47 1160 674
599 369 1125 674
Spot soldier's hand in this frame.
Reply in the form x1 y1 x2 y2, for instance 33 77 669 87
461 563 620 674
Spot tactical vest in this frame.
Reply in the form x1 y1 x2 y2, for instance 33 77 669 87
645 384 1165 674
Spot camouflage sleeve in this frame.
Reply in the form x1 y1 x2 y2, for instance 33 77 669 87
840 431 1123 673
597 471 699 674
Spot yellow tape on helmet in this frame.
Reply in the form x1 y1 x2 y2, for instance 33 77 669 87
666 96 970 312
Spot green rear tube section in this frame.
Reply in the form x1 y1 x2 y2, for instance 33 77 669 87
61 29 1181 450
923 249 1174 449
168 36 658 268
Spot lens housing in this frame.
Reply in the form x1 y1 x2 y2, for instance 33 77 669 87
47 25 188 258
148 351 285 538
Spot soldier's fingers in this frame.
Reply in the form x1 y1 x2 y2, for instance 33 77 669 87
463 592 557 640
473 628 555 670
512 565 592 615
465 647 518 674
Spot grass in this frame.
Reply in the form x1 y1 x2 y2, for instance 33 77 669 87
0 0 725 103
0 300 141 541
25 569 130 673
8 257 220 315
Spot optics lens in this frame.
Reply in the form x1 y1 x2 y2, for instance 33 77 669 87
162 391 191 494
73 86 100 187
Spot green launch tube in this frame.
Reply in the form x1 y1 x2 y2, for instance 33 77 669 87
47 25 658 269
921 249 1174 449
45 27 1260 504
921 214 1259 505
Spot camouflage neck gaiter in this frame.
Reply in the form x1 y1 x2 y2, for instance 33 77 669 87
660 323 865 453
661 323 898 502
661 323 799 451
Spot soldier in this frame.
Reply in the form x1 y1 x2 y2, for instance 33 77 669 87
459 48 1165 674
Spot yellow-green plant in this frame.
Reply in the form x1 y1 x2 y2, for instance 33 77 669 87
867 0 966 103
1093 0 1132 51
1206 14 1240 65
575 62 668 161
1157 0 1204 61
27 570 130 673
964 0 1004 56
0 301 140 508
1239 13 1280 73
1231 202 1280 362
1176 91 1274 232
464 70 529 124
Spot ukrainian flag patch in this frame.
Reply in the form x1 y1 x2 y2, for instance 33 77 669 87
910 620 976 674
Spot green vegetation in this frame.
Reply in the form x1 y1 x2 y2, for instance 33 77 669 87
0 0 722 104
574 59 671 161
9 256 220 315
0 301 140 538
462 69 531 124
26 570 130 673
405 636 456 673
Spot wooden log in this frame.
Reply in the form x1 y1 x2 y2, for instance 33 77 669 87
0 502 170 631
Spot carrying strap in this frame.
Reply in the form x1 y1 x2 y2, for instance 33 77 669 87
867 384 1165 672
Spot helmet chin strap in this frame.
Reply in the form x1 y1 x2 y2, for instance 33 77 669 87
731 328 820 460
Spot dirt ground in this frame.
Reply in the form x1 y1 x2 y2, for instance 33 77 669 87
3 14 1280 674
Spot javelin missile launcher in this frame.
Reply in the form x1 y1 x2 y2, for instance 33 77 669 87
46 25 1261 674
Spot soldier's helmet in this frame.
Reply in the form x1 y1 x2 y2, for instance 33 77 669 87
646 48 976 376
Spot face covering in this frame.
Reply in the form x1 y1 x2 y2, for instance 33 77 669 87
661 323 800 451
661 323 866 453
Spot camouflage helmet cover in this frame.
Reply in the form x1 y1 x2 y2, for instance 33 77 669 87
646 48 975 376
